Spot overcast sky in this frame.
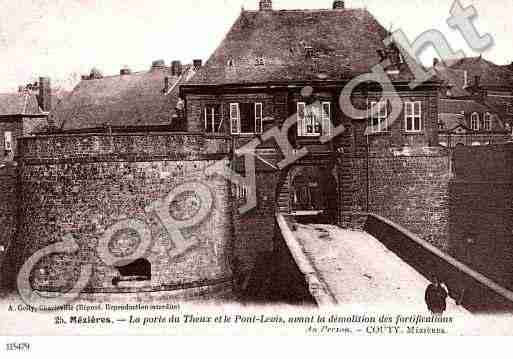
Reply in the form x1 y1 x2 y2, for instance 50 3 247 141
0 0 511 92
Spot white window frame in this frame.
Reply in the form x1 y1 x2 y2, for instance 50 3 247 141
471 112 480 131
4 131 12 151
368 100 388 132
230 103 240 135
321 102 331 137
484 112 492 131
405 101 422 132
297 101 330 137
230 102 263 135
204 104 223 133
255 102 263 134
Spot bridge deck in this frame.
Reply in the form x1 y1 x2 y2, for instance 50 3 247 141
291 222 467 312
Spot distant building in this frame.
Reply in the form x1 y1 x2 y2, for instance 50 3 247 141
0 77 51 159
52 61 197 133
434 57 513 146
438 98 509 147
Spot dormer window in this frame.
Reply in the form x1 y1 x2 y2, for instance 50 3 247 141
471 112 480 130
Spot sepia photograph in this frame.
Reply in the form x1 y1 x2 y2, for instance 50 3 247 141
1 0 513 347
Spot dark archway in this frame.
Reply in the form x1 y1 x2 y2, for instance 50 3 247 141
112 258 151 286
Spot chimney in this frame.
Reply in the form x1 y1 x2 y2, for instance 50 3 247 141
120 66 132 75
193 59 202 70
163 76 170 93
171 60 183 76
259 0 272 11
38 77 52 113
333 0 345 9
151 59 166 70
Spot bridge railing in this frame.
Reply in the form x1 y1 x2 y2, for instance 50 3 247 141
365 213 513 313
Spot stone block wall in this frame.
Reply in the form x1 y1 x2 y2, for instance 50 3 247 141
0 163 19 290
15 133 235 299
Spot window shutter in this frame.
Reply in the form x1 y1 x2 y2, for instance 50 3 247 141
230 103 240 134
297 102 306 136
322 102 331 137
255 103 263 134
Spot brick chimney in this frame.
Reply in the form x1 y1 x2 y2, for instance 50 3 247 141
151 59 166 70
37 77 52 113
171 60 182 76
333 0 345 9
193 59 203 70
120 66 132 75
259 0 272 11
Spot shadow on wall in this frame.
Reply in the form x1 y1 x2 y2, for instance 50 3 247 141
449 144 513 291
365 214 513 313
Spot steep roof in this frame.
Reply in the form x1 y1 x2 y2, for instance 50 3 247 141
435 57 513 92
54 65 195 131
0 92 42 116
439 98 506 132
190 8 418 85
440 98 491 115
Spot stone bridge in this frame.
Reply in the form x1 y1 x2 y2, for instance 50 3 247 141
242 213 513 313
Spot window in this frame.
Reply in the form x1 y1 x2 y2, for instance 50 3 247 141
204 104 223 133
405 101 422 132
230 103 263 135
255 57 265 66
472 141 481 146
484 112 492 131
471 112 480 131
506 103 513 115
4 131 12 151
297 102 331 137
368 100 388 132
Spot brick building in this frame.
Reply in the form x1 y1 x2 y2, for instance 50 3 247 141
438 98 510 147
0 77 51 160
434 57 513 147
180 0 443 271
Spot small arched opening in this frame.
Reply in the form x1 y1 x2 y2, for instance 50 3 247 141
112 258 151 286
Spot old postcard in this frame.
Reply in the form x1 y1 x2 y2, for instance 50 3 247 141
1 0 513 348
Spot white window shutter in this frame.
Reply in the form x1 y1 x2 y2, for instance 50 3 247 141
255 103 263 134
322 102 331 137
297 102 306 136
230 103 240 134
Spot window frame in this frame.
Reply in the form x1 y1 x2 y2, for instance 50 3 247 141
229 102 263 135
297 101 331 137
203 104 223 134
470 112 480 131
483 112 492 131
368 100 388 133
404 101 422 133
4 131 12 151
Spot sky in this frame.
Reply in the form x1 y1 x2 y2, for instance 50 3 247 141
0 0 512 93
